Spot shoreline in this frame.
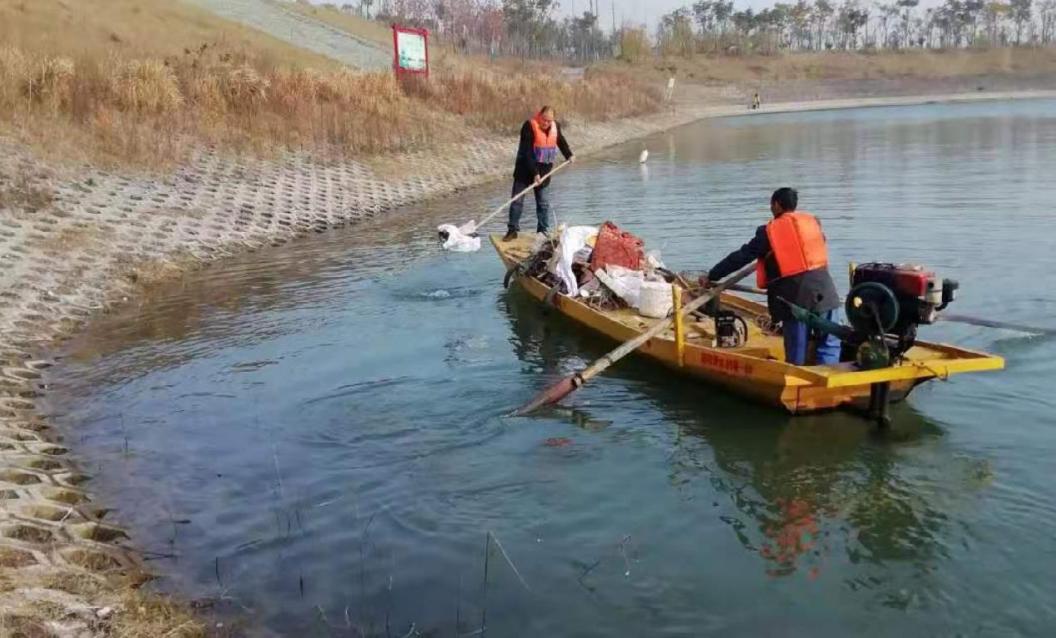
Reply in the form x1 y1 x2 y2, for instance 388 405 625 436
1 86 1054 634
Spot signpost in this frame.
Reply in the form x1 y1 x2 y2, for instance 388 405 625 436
392 25 429 78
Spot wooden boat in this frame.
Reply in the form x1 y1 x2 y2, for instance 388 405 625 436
492 234 1004 415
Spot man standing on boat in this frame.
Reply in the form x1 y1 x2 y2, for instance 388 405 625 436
503 106 574 241
699 188 842 365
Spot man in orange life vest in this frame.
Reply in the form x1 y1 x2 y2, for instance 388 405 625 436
699 188 842 365
503 106 574 241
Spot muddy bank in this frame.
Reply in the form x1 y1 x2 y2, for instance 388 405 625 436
2 82 1055 635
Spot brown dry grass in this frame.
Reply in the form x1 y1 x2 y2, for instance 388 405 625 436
632 47 1056 84
0 613 50 638
0 42 442 167
122 251 204 288
0 563 207 638
403 56 663 131
0 0 664 169
0 0 338 68
0 173 55 212
109 590 207 638
0 0 436 167
0 547 36 569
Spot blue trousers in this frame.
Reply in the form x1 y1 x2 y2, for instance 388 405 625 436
507 178 551 233
783 310 842 366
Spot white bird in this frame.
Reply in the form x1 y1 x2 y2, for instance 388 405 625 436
638 149 649 164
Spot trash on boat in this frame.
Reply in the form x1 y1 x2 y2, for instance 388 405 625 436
549 224 599 297
519 221 671 318
639 281 674 318
594 265 645 308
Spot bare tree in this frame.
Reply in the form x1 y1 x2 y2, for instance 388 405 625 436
838 1 871 48
896 0 919 47
811 0 836 48
789 0 813 48
1041 0 1056 42
1009 0 1033 42
657 7 696 56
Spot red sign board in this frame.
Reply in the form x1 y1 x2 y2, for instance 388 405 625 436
392 25 429 78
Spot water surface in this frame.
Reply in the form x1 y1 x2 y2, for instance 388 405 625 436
51 100 1056 636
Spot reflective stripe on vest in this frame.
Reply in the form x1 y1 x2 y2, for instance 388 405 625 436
755 211 828 289
530 117 559 164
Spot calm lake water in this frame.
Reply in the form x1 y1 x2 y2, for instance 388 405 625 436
50 100 1056 636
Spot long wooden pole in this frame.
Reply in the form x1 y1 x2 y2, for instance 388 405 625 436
513 261 758 415
469 160 572 232
672 284 685 367
937 313 1056 335
696 283 1051 335
709 283 1056 336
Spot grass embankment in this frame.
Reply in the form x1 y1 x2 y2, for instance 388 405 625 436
282 0 393 47
0 0 662 169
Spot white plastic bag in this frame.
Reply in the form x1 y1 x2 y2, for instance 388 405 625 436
438 221 481 252
595 265 645 308
548 225 598 296
645 250 665 271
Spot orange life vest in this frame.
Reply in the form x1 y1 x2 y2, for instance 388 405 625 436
756 211 829 289
529 115 559 164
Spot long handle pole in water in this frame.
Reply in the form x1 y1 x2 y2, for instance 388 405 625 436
697 282 1056 336
469 160 572 232
937 313 1056 336
513 261 757 416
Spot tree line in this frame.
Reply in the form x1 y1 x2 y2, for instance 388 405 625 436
657 0 1056 54
333 0 1056 61
658 0 1056 54
346 0 610 61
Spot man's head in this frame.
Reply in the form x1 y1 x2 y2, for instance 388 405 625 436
537 105 555 130
770 187 798 217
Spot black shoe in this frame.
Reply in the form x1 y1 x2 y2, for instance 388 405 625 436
502 230 518 242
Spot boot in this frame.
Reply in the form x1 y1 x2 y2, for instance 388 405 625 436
502 230 518 242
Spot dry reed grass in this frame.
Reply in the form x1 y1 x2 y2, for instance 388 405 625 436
0 172 55 213
636 47 1056 84
109 590 207 638
1 39 664 168
405 53 663 131
0 564 206 638
0 1 665 168
0 43 442 167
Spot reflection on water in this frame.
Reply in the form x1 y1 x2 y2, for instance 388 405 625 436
49 100 1056 635
502 289 951 587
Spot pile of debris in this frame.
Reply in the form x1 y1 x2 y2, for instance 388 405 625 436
516 222 678 318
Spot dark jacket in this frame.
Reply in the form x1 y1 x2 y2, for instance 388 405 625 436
708 221 839 323
513 120 573 186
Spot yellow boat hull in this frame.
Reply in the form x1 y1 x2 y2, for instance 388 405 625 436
492 234 1004 415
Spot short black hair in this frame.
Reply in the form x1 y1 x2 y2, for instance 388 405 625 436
771 187 798 212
